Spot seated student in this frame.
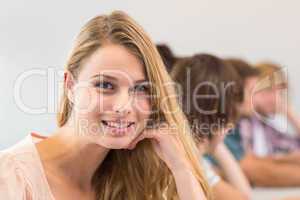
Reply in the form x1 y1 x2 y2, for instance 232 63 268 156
243 62 300 156
224 58 300 187
156 43 178 72
222 59 259 162
171 54 251 200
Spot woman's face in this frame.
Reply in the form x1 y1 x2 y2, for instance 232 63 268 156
66 44 151 149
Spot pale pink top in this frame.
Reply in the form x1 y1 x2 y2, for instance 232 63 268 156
0 133 55 200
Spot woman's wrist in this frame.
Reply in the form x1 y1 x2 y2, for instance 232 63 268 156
168 159 193 175
171 166 195 179
171 165 207 200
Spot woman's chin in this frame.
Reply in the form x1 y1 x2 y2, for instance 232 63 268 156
98 141 132 150
93 135 136 150
89 125 143 149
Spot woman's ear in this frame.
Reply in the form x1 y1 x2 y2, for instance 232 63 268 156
64 70 75 104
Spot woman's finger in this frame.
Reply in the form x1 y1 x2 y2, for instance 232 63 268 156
127 128 160 149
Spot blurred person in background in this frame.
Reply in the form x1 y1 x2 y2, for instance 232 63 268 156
156 43 178 72
223 58 300 187
172 54 252 200
243 62 300 156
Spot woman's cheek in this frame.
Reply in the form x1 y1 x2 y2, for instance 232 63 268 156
73 88 95 114
96 94 114 114
74 89 110 119
134 98 151 118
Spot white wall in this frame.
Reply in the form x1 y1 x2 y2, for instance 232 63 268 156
1 0 300 149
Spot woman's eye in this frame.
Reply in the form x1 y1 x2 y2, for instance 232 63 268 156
133 84 150 93
94 81 114 90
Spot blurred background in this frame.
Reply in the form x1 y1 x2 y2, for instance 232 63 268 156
1 0 300 150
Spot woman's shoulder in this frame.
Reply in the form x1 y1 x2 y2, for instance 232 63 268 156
0 148 18 171
0 137 36 179
0 136 36 164
0 136 47 199
0 146 29 199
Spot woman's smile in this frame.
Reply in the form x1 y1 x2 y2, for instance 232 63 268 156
101 120 136 136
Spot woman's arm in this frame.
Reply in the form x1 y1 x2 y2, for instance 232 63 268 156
172 168 207 200
212 143 252 199
0 152 30 200
128 124 207 200
212 180 249 200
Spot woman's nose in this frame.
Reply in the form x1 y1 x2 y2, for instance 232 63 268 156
112 89 133 115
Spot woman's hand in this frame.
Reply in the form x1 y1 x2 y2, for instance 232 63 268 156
128 123 207 200
128 123 192 172
129 124 206 200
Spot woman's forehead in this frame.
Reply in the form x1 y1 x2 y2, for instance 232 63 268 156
78 44 146 81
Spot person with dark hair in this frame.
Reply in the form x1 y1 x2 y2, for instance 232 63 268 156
224 58 300 187
221 58 260 162
225 58 259 117
156 43 177 72
172 54 251 200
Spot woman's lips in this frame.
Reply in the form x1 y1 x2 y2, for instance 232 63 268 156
101 120 135 136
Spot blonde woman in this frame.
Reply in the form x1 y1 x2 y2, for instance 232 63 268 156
0 11 209 200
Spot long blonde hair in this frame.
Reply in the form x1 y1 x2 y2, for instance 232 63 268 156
57 11 210 200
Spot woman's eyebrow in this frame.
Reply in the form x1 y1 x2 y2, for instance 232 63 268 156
135 79 148 84
90 73 147 84
90 74 118 80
